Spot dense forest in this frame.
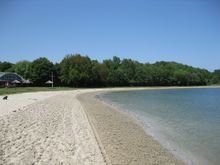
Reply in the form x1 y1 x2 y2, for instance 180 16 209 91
0 54 219 87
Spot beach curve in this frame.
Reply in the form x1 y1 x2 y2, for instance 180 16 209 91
0 87 193 164
77 89 184 165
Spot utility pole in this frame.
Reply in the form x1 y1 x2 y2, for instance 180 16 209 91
51 72 54 88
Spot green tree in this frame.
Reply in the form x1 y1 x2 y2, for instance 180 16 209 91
53 63 62 86
103 56 124 86
12 60 31 79
30 57 54 86
120 59 137 85
212 69 220 84
59 54 92 87
0 61 14 72
91 60 108 86
173 69 189 85
0 55 215 87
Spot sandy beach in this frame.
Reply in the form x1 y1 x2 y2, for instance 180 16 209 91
0 90 105 164
0 87 194 164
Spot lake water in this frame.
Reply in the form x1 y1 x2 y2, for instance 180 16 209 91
99 88 220 165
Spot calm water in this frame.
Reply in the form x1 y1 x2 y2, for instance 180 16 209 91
100 88 220 165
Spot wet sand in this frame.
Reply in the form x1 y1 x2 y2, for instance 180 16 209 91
77 91 184 165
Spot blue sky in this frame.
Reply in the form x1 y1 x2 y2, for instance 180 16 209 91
0 0 219 71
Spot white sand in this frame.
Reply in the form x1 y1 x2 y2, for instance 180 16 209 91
0 91 70 117
0 90 105 164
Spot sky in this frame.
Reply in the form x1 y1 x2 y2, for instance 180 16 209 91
0 0 219 71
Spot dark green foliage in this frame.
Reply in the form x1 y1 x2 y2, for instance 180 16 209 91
53 63 62 86
59 54 92 87
0 54 218 87
30 57 54 86
0 61 14 72
11 61 31 79
212 69 220 84
120 59 137 85
91 60 108 86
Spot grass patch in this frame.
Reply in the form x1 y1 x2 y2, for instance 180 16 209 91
0 87 74 96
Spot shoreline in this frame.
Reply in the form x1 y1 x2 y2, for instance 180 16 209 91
1 86 219 164
85 86 220 165
95 91 192 164
77 89 185 164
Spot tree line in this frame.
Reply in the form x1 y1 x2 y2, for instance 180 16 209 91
0 54 219 87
